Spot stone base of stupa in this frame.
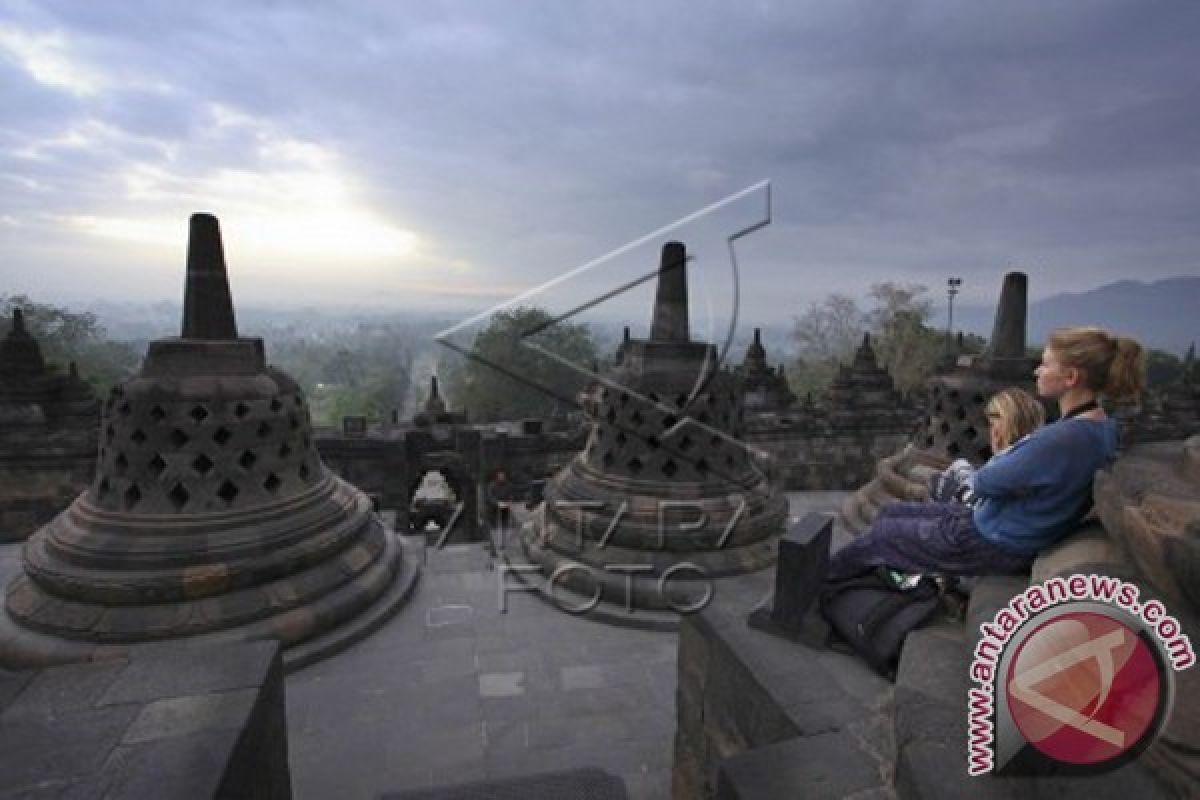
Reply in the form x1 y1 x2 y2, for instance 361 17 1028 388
507 459 787 629
0 474 420 673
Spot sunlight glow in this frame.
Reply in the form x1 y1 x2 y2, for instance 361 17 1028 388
66 110 423 268
0 25 104 95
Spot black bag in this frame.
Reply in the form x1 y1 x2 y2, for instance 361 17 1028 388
818 567 941 680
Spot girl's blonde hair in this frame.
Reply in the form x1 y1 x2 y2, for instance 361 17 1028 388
986 388 1045 451
1047 326 1146 401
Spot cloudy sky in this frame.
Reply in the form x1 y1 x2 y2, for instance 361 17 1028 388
1 1 1199 327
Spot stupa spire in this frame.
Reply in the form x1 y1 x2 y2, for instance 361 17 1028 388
181 213 238 340
649 241 689 342
989 272 1027 360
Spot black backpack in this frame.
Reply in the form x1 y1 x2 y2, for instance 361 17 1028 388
818 567 941 680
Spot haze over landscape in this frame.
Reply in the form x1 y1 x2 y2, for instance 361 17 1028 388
1 2 1198 339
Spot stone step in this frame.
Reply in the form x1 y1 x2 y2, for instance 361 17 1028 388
715 729 893 800
896 579 1181 798
381 767 628 800
283 534 421 672
964 575 1027 653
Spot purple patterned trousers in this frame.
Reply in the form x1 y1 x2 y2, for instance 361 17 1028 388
828 501 1033 582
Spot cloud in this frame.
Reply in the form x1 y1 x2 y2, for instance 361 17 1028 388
0 0 1198 317
0 22 105 95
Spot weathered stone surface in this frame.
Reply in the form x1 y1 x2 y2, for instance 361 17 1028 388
98 639 277 705
650 241 689 343
893 623 968 753
964 575 1028 654
827 334 908 415
518 242 787 618
0 308 98 543
987 273 1028 365
840 272 1043 535
180 212 238 341
0 639 291 799
736 328 795 414
747 513 831 644
716 731 888 800
1030 520 1125 584
1094 437 1200 616
743 332 918 493
1 214 410 669
380 766 629 799
673 574 891 799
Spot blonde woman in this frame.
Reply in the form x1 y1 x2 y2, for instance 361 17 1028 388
829 327 1144 580
986 387 1046 454
932 388 1046 505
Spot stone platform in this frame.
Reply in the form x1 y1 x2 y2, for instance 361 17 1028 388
673 514 1196 799
0 639 291 799
284 492 848 799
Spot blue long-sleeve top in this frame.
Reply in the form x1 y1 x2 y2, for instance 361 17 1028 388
970 416 1120 554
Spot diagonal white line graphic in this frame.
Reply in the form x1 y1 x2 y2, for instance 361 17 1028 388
1008 628 1127 748
432 181 774 480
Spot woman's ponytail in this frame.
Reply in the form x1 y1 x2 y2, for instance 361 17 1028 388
1104 336 1146 401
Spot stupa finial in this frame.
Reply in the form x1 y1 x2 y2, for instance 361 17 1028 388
649 241 689 342
181 213 238 340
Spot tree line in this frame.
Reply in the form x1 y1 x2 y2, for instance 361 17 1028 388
2 291 1189 425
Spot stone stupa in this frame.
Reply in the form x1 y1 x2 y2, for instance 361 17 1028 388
738 328 796 413
0 213 417 670
0 309 99 542
842 272 1041 533
517 241 788 623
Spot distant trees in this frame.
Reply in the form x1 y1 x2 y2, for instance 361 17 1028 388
789 282 946 397
864 283 946 392
0 294 141 392
441 306 599 423
269 325 413 426
1145 348 1190 388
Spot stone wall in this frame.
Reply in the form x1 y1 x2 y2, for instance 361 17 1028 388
744 420 915 490
677 436 1200 798
0 437 96 542
0 639 291 798
672 575 894 799
316 424 586 522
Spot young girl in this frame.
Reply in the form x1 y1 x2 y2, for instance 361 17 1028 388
827 327 1145 581
929 387 1045 506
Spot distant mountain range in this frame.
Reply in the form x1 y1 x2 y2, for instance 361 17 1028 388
953 276 1199 355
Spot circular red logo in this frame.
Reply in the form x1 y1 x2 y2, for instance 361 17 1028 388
1005 611 1164 766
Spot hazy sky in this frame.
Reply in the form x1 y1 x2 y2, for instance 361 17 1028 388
2 1 1199 326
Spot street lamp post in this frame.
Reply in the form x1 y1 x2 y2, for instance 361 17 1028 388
946 277 962 338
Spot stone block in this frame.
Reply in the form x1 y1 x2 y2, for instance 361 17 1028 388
0 667 33 711
1031 521 1122 583
896 737 1176 800
121 688 259 744
0 704 141 792
1 659 124 718
0 640 291 799
98 639 277 706
965 575 1027 653
893 626 968 751
747 513 832 646
102 731 235 800
715 730 885 800
381 767 628 800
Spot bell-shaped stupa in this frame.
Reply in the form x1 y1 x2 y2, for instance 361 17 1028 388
841 271 1042 532
0 309 99 542
1 214 416 670
518 242 788 621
